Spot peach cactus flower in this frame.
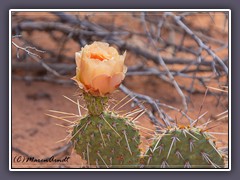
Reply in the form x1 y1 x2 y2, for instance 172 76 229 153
72 41 127 96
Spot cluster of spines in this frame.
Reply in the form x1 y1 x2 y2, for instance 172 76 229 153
142 126 225 168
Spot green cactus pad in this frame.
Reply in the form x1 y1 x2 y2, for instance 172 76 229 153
143 126 225 168
83 93 108 116
72 111 141 168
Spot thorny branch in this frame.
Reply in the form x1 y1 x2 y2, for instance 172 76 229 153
141 12 188 112
12 40 61 77
119 84 170 129
168 13 228 74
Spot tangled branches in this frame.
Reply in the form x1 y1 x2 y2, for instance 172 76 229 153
11 11 229 128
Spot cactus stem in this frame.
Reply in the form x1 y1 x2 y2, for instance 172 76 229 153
123 130 133 155
167 136 180 159
101 114 121 137
83 93 108 115
97 151 109 168
98 124 106 147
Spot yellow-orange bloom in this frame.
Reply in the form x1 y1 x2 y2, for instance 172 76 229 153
72 41 127 96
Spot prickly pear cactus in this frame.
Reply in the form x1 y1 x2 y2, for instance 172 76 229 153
143 126 225 168
71 94 141 168
66 42 227 169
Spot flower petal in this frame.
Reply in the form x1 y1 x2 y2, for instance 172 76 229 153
75 52 82 68
91 73 125 96
92 74 111 95
110 73 125 90
71 75 84 89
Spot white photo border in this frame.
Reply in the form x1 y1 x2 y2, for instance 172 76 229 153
9 9 231 171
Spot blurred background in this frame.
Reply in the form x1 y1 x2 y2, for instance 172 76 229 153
11 11 229 168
